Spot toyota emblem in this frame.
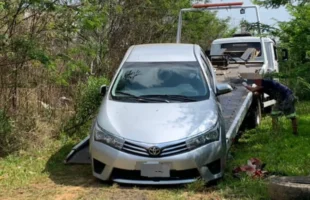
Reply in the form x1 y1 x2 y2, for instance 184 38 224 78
148 146 161 156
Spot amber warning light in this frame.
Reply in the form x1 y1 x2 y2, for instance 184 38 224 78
193 2 244 8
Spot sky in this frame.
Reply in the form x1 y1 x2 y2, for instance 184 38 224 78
208 0 292 28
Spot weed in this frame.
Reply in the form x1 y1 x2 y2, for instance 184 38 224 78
186 178 206 193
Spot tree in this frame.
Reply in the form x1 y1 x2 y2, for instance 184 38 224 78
253 0 307 8
240 19 279 36
0 0 236 154
277 4 310 63
275 4 310 99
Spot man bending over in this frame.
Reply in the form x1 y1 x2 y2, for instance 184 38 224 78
244 78 298 135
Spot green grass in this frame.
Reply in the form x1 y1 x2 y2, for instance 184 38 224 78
217 101 310 200
0 102 309 199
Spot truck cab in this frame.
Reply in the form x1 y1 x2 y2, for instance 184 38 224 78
209 34 279 74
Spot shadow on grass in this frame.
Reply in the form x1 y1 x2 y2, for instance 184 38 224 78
43 143 107 188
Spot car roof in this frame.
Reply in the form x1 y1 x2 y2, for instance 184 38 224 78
212 37 274 44
126 43 198 62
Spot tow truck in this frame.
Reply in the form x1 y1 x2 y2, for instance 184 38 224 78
64 2 287 183
176 1 287 150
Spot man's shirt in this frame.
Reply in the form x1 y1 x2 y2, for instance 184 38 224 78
261 79 292 100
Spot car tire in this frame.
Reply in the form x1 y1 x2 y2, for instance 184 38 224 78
268 176 310 200
245 97 262 129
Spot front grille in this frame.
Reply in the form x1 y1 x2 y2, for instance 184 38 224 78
122 142 149 156
122 140 189 157
161 142 188 156
112 168 200 181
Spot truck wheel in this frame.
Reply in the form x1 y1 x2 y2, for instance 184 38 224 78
246 98 262 129
268 176 310 200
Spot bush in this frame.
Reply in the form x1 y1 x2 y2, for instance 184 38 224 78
64 76 109 136
279 61 310 100
0 110 12 156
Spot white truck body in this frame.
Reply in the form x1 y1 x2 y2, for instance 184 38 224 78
211 36 279 74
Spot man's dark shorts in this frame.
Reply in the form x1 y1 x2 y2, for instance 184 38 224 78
271 94 297 119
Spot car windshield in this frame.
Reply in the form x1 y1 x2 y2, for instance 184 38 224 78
110 62 209 102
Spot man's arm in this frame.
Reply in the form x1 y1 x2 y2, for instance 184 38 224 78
245 85 264 93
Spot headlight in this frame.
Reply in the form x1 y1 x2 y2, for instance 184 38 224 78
94 126 124 150
186 125 220 150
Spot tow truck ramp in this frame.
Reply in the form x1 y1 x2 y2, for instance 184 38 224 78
65 136 91 164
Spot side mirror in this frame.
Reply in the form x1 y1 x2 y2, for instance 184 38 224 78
100 85 107 96
216 83 233 96
281 49 288 61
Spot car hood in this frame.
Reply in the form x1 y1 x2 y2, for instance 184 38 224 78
96 98 218 144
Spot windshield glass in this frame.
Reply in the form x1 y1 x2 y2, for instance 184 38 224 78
110 62 209 102
211 42 264 62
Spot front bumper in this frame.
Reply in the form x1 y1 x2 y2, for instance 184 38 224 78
90 137 226 185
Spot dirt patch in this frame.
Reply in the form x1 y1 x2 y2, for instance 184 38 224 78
54 186 87 200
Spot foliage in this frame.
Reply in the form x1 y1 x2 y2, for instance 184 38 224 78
0 0 235 141
182 11 235 50
0 110 12 156
274 4 310 99
253 0 307 8
240 20 279 37
243 3 310 99
0 0 234 85
277 4 310 63
64 76 109 136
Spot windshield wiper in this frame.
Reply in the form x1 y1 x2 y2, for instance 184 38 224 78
115 91 138 98
114 92 169 103
140 94 197 102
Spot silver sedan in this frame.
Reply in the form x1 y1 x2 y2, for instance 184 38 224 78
89 43 232 185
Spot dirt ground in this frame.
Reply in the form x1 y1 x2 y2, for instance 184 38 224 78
0 160 225 200
0 174 223 200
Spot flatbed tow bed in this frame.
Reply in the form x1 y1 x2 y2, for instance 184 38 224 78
215 63 262 151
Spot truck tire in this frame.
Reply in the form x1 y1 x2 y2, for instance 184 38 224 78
245 97 262 129
268 176 310 200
